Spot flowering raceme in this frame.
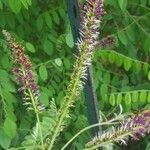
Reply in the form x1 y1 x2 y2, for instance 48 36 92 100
2 30 44 112
85 109 150 149
47 0 104 149
68 0 104 98
77 0 104 51
127 109 150 140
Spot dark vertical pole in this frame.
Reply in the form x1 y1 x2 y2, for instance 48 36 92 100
67 0 80 43
67 0 100 136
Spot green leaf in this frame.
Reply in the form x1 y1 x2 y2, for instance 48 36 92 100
41 87 53 97
3 118 17 139
56 91 64 105
115 55 123 67
64 58 71 70
25 42 35 53
48 34 57 43
55 58 62 67
133 62 141 74
21 0 29 9
1 79 16 93
26 0 32 5
0 129 11 149
8 0 21 14
0 69 9 82
39 92 49 106
143 63 149 75
103 72 111 84
43 40 54 56
118 31 127 46
146 143 150 150
44 12 52 29
65 32 74 48
116 93 122 105
109 94 115 106
108 52 115 64
124 93 131 106
58 7 66 20
124 59 132 71
132 91 139 109
118 0 127 12
52 11 60 25
100 84 108 96
5 105 16 121
36 15 44 31
39 65 48 81
0 1 3 10
100 84 108 102
1 54 10 69
126 25 135 42
3 90 17 105
139 91 147 105
100 51 108 60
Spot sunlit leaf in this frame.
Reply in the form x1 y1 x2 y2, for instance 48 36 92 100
65 32 74 48
116 93 122 105
39 65 48 81
8 0 21 14
118 0 127 12
139 91 147 106
118 31 128 46
0 130 11 149
26 42 35 53
109 93 115 106
44 12 52 29
55 58 62 66
4 118 17 139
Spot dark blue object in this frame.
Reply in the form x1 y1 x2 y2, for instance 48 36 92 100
67 0 100 136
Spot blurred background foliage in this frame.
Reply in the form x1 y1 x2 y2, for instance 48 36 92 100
0 0 149 149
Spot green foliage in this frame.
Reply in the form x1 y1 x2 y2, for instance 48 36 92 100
0 130 11 149
21 100 57 149
3 118 17 139
99 50 150 78
39 65 48 81
0 0 149 150
108 90 150 110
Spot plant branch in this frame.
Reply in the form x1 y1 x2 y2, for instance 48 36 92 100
61 120 120 150
28 89 45 150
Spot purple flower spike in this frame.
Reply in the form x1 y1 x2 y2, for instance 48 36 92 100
2 30 44 112
85 109 150 149
125 109 150 141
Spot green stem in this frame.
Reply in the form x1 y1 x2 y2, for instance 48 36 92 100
47 51 87 150
61 121 119 150
130 2 150 10
34 59 52 68
105 12 150 38
28 89 45 150
126 11 149 36
47 73 81 149
101 50 150 67
21 67 44 149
